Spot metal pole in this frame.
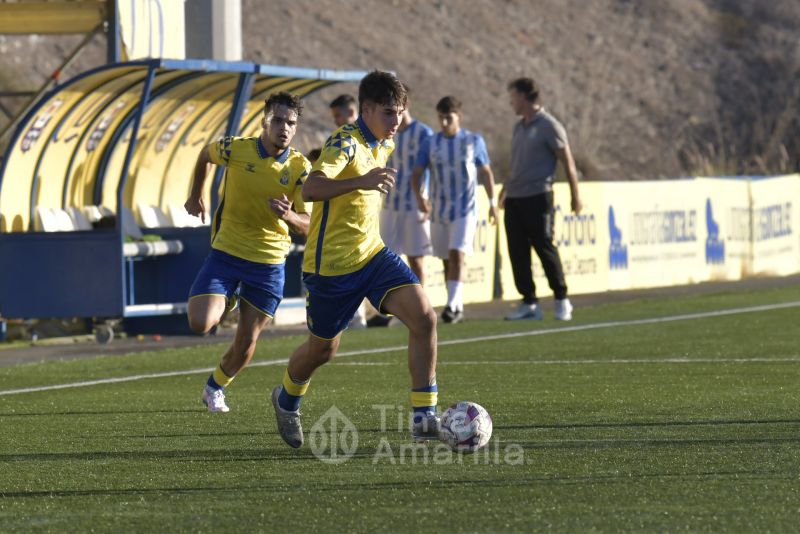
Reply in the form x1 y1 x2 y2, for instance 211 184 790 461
107 0 120 64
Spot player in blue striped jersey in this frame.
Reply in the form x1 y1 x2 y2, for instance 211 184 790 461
380 99 434 284
412 96 498 323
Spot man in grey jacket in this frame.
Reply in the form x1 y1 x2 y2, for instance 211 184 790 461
501 77 582 321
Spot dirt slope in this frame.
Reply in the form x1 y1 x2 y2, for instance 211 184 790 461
1 0 798 180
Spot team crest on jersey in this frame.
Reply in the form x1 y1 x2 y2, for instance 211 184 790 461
280 168 290 185
245 163 256 173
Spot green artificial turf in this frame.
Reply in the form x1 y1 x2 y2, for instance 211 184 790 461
1 285 799 531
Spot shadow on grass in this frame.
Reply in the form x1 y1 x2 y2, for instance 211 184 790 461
3 468 799 500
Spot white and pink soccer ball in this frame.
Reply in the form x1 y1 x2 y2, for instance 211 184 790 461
439 401 493 453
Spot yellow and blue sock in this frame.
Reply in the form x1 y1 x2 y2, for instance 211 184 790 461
278 369 309 412
206 364 234 390
410 383 438 424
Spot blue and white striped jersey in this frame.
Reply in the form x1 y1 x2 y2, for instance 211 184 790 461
415 128 490 222
384 119 434 212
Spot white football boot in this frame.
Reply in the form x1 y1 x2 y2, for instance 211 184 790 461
202 386 230 413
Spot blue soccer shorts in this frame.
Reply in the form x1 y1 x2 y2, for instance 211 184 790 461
189 248 285 317
302 247 420 339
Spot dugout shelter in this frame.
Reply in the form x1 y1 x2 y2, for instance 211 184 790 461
0 58 366 334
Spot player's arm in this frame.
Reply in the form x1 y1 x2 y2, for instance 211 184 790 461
474 135 498 224
410 166 432 219
411 134 433 219
185 145 213 223
478 164 498 225
301 167 397 202
555 144 582 214
269 195 310 235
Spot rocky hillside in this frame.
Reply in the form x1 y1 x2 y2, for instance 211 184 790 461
2 0 798 181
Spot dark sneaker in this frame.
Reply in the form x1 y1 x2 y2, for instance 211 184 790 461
441 306 464 324
270 386 303 448
411 412 442 443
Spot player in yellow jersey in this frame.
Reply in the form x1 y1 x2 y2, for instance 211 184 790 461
270 72 441 448
184 92 311 413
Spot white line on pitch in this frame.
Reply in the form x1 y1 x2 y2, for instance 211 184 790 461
335 357 800 366
1 300 798 397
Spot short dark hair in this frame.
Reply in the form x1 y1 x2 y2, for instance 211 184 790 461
265 91 303 117
435 96 462 114
507 77 539 103
329 94 356 109
358 71 407 113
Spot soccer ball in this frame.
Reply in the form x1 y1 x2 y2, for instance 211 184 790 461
439 401 493 453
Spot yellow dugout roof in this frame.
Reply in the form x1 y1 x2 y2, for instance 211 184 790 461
0 59 367 232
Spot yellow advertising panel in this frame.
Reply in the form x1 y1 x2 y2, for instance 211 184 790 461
119 0 186 60
602 180 706 290
499 182 607 300
748 174 800 276
418 188 497 307
695 177 753 280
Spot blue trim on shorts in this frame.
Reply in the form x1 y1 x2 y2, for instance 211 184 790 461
303 247 419 339
189 249 284 316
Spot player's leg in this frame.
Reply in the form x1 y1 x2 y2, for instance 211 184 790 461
381 285 437 388
187 250 239 334
270 333 342 448
219 300 273 380
271 271 363 447
187 295 227 334
431 218 452 320
203 301 272 413
403 209 432 285
503 197 543 320
407 255 425 285
441 212 475 323
380 285 439 441
528 192 571 319
202 260 283 413
366 248 439 441
443 248 466 323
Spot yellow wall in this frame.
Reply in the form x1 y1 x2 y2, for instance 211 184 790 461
498 175 800 300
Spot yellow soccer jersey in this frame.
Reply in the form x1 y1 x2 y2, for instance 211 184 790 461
303 117 394 275
208 136 310 264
